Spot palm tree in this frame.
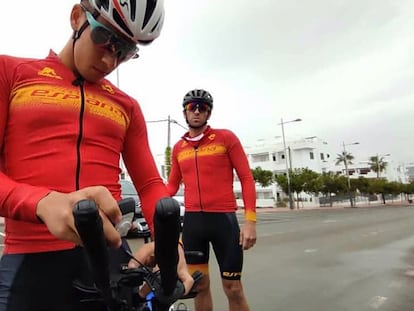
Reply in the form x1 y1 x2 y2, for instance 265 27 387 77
335 151 354 168
336 151 355 207
368 155 388 179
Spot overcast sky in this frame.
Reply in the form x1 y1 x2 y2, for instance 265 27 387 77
2 1 413 164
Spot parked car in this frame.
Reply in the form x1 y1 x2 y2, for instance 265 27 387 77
120 179 150 240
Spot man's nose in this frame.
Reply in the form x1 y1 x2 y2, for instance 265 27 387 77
101 52 118 70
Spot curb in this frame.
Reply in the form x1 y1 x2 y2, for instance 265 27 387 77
237 202 413 214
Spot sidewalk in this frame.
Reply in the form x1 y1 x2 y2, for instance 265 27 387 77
238 201 413 214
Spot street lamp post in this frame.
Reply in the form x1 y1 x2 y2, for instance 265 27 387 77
146 115 187 148
342 141 359 207
279 118 302 210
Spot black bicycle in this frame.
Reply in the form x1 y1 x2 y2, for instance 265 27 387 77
72 197 202 311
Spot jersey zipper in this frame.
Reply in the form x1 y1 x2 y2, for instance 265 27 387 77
194 146 203 211
75 79 86 191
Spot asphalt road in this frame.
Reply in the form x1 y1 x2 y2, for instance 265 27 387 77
2 205 414 311
169 205 414 311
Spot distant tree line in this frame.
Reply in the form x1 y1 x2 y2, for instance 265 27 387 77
251 153 414 208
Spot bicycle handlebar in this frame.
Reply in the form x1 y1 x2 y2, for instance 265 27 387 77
153 197 184 308
73 199 116 311
73 197 185 311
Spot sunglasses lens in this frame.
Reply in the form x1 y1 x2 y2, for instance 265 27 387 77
87 12 138 62
90 26 112 45
186 103 210 112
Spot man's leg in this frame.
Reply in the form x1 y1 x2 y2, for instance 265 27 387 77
182 212 212 311
210 212 250 311
192 272 213 311
222 279 250 311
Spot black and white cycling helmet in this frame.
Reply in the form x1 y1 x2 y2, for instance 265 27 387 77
87 0 165 44
182 89 214 108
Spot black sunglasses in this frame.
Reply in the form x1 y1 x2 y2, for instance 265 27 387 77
185 102 211 113
85 11 139 62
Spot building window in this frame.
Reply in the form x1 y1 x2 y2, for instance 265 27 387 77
257 191 273 199
251 153 269 163
359 168 370 175
272 153 276 161
281 154 285 160
310 152 314 160
320 153 324 160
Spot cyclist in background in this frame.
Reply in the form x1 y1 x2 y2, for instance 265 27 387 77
167 89 257 311
0 1 192 310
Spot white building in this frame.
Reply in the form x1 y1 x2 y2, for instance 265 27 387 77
238 136 409 207
236 136 333 207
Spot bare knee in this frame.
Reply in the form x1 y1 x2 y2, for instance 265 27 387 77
222 279 245 300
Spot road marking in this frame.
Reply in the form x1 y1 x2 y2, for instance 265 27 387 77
304 249 318 253
322 219 337 223
368 296 387 309
362 231 380 237
387 281 402 288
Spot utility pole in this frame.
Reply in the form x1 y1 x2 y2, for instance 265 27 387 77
279 118 302 209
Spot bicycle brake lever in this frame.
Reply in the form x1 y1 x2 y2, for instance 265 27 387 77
116 197 136 237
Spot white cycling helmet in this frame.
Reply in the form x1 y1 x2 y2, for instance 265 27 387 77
87 0 165 44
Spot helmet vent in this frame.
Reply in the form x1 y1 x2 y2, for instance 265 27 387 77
130 0 136 21
97 0 109 10
112 8 134 37
143 0 157 29
150 15 162 32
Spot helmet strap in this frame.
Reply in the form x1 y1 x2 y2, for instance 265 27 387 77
71 20 89 84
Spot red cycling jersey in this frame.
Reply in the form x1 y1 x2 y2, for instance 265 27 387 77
0 51 168 254
167 126 256 222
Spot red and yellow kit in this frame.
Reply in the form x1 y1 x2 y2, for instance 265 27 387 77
0 51 167 254
167 126 256 222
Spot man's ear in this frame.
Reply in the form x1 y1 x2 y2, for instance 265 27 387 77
70 4 85 31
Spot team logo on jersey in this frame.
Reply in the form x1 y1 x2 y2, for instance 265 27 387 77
208 134 216 140
101 84 115 94
177 144 227 162
38 67 62 80
12 85 130 128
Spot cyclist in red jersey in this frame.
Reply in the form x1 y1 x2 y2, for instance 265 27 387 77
0 1 193 310
167 89 257 311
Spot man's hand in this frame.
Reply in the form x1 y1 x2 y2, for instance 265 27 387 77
36 186 122 247
240 220 257 250
129 242 194 295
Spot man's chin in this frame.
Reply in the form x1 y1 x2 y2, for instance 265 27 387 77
188 122 206 129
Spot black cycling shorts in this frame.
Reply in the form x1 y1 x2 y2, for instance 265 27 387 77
0 247 94 311
182 212 243 280
0 241 131 311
